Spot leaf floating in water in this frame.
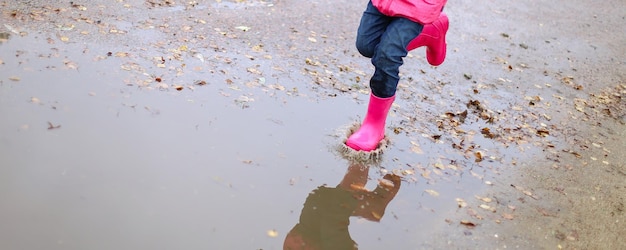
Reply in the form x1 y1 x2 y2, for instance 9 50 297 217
235 95 254 109
64 60 78 69
475 196 492 203
425 189 440 197
267 229 278 238
47 122 61 130
474 151 483 162
479 204 496 212
252 44 264 52
401 169 414 176
247 67 262 75
115 52 129 57
421 169 431 179
235 26 251 32
456 198 468 208
289 178 297 186
460 220 476 228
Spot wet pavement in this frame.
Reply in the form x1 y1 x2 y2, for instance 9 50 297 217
1 0 625 249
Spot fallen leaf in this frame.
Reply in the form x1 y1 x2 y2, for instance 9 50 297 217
64 60 78 69
460 220 476 228
421 170 431 179
434 162 445 169
247 67 262 75
235 26 250 32
502 213 514 220
47 122 61 130
474 151 483 162
252 44 263 52
401 169 414 175
115 52 129 57
475 196 492 203
536 128 549 137
269 84 285 91
456 198 468 208
425 189 439 197
479 204 495 212
267 229 278 238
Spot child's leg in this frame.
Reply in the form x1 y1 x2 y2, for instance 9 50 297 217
346 4 424 152
369 17 423 98
406 12 449 66
355 1 392 58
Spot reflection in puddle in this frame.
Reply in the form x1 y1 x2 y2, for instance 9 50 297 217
284 162 401 250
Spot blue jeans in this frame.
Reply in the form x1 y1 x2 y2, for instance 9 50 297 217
356 1 423 98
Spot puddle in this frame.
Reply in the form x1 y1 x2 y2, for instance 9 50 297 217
0 29 497 249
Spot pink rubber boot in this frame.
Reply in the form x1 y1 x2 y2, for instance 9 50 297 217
406 12 449 66
346 94 395 151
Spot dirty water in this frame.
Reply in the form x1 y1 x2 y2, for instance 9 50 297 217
1 0 625 249
0 30 489 249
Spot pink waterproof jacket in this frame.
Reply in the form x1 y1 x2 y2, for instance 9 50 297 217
372 0 447 24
